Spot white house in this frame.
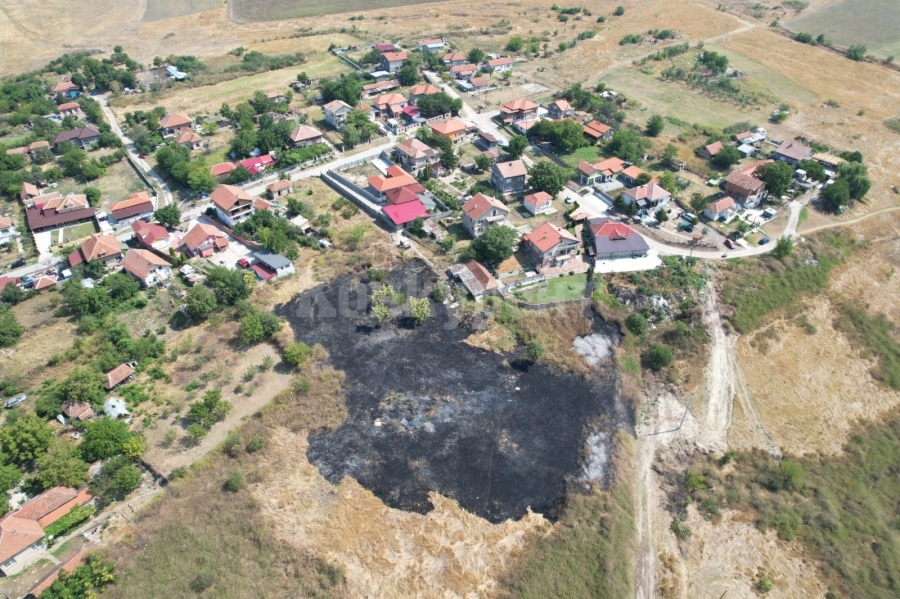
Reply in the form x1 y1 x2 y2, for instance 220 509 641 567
704 196 738 222
523 191 554 216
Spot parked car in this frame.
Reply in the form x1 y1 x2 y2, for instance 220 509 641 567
724 238 735 250
4 394 27 409
236 258 250 268
681 212 696 222
11 258 25 268
759 237 771 245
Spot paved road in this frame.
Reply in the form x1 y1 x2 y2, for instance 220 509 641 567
97 95 174 207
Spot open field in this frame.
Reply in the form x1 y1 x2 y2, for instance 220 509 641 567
785 0 900 59
231 0 446 22
703 43 819 105
143 0 222 22
55 160 148 211
516 273 592 304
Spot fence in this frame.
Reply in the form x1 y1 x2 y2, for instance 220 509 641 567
514 297 591 311
321 170 390 227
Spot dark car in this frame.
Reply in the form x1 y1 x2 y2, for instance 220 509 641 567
724 238 735 250
11 258 26 268
759 237 771 245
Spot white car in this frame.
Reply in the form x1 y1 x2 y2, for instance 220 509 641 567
4 394 26 409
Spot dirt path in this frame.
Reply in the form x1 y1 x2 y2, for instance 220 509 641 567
696 281 735 452
799 205 900 235
733 359 783 457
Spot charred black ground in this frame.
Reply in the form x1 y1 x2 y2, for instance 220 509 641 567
277 261 633 523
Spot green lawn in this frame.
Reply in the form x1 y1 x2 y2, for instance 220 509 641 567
61 221 99 244
561 145 601 167
516 273 591 304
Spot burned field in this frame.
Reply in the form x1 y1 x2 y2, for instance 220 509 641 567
278 261 633 523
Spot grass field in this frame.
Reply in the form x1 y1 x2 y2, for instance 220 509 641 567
229 0 445 23
785 0 900 59
602 67 771 130
516 274 591 304
55 160 148 210
704 43 818 106
143 0 221 22
560 146 602 167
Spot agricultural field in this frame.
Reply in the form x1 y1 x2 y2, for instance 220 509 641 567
785 0 900 59
230 0 447 22
143 0 222 22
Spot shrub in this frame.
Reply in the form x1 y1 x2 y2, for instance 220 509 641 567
246 435 265 453
283 342 312 367
223 431 243 457
647 344 673 371
525 341 545 362
625 313 648 336
224 470 245 493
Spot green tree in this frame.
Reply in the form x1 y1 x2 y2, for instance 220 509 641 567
689 192 708 215
91 455 141 505
506 134 528 159
474 153 492 172
408 297 431 325
0 415 53 465
635 172 653 186
525 341 545 362
187 390 231 429
846 44 866 61
755 161 794 197
320 74 362 105
60 366 105 407
655 208 669 222
239 312 265 345
607 129 651 163
837 161 870 200
415 92 462 118
527 161 568 196
154 203 181 228
105 273 140 300
712 145 741 168
80 418 134 462
797 159 827 182
397 62 419 86
283 342 312 367
647 343 673 371
661 143 679 168
528 118 586 153
472 225 518 264
0 463 22 494
30 442 90 491
506 36 525 52
83 186 102 206
613 6 625 15
206 266 253 305
645 114 665 137
224 470 245 493
185 285 217 321
0 309 24 347
773 235 794 259
1 283 25 305
187 167 217 193
820 178 850 213
39 552 116 598
467 47 486 64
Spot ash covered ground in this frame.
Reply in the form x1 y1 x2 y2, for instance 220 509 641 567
278 261 633 523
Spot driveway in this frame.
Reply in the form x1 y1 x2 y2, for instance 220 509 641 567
193 216 256 269
594 249 662 274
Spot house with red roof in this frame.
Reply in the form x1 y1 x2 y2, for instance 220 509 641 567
462 193 509 238
67 235 122 268
131 220 171 251
773 140 812 166
450 63 478 80
56 102 83 118
393 138 439 172
324 100 353 130
408 84 441 105
441 52 466 67
366 166 418 201
211 184 255 226
61 400 93 422
499 98 539 123
699 141 724 159
158 113 193 137
523 191 554 216
121 249 172 287
362 79 400 98
586 217 649 260
108 191 155 225
380 51 408 74
522 222 580 269
583 121 614 143
178 222 228 258
620 165 649 186
486 57 514 72
383 199 429 229
176 131 206 150
703 196 737 222
546 99 574 120
210 162 237 182
24 192 96 233
429 119 469 144
0 215 17 246
725 170 767 208
417 38 446 51
267 179 293 199
239 153 275 175
105 362 135 390
51 126 100 149
370 93 408 119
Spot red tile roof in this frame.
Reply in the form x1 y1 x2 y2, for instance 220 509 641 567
289 126 323 144
384 199 429 226
105 362 135 390
131 220 169 247
409 84 440 97
493 159 527 178
0 515 44 566
211 184 254 211
267 179 292 192
385 184 426 205
61 400 93 421
121 249 170 282
382 51 408 62
500 98 538 114
623 182 670 202
109 195 154 220
209 162 236 177
524 191 553 208
68 235 121 266
702 141 724 157
367 171 417 193
159 113 192 128
462 193 508 220
523 222 577 254
181 222 227 253
584 120 613 138
725 170 766 193
488 57 513 68
176 131 203 145
708 196 736 212
430 119 468 136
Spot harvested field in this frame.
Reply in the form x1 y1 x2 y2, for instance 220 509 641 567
703 42 818 105
230 0 446 23
785 0 900 59
143 0 222 22
279 260 634 523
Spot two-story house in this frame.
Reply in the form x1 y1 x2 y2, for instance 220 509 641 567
724 170 767 208
370 93 408 119
522 222 580 270
773 140 813 166
132 220 171 251
380 51 408 74
621 182 671 210
408 84 441 105
211 184 255 227
523 191 554 216
462 193 509 238
121 249 172 287
491 160 527 194
450 64 478 80
323 99 353 130
441 52 467 67
546 99 574 120
430 119 469 144
0 216 18 245
179 222 228 258
67 234 121 268
499 98 539 123
394 138 439 173
51 126 100 149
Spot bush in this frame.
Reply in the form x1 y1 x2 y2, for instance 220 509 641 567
246 435 265 453
525 341 545 362
43 504 95 539
625 313 648 336
223 431 243 457
647 344 673 371
283 342 312 367
224 470 245 493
